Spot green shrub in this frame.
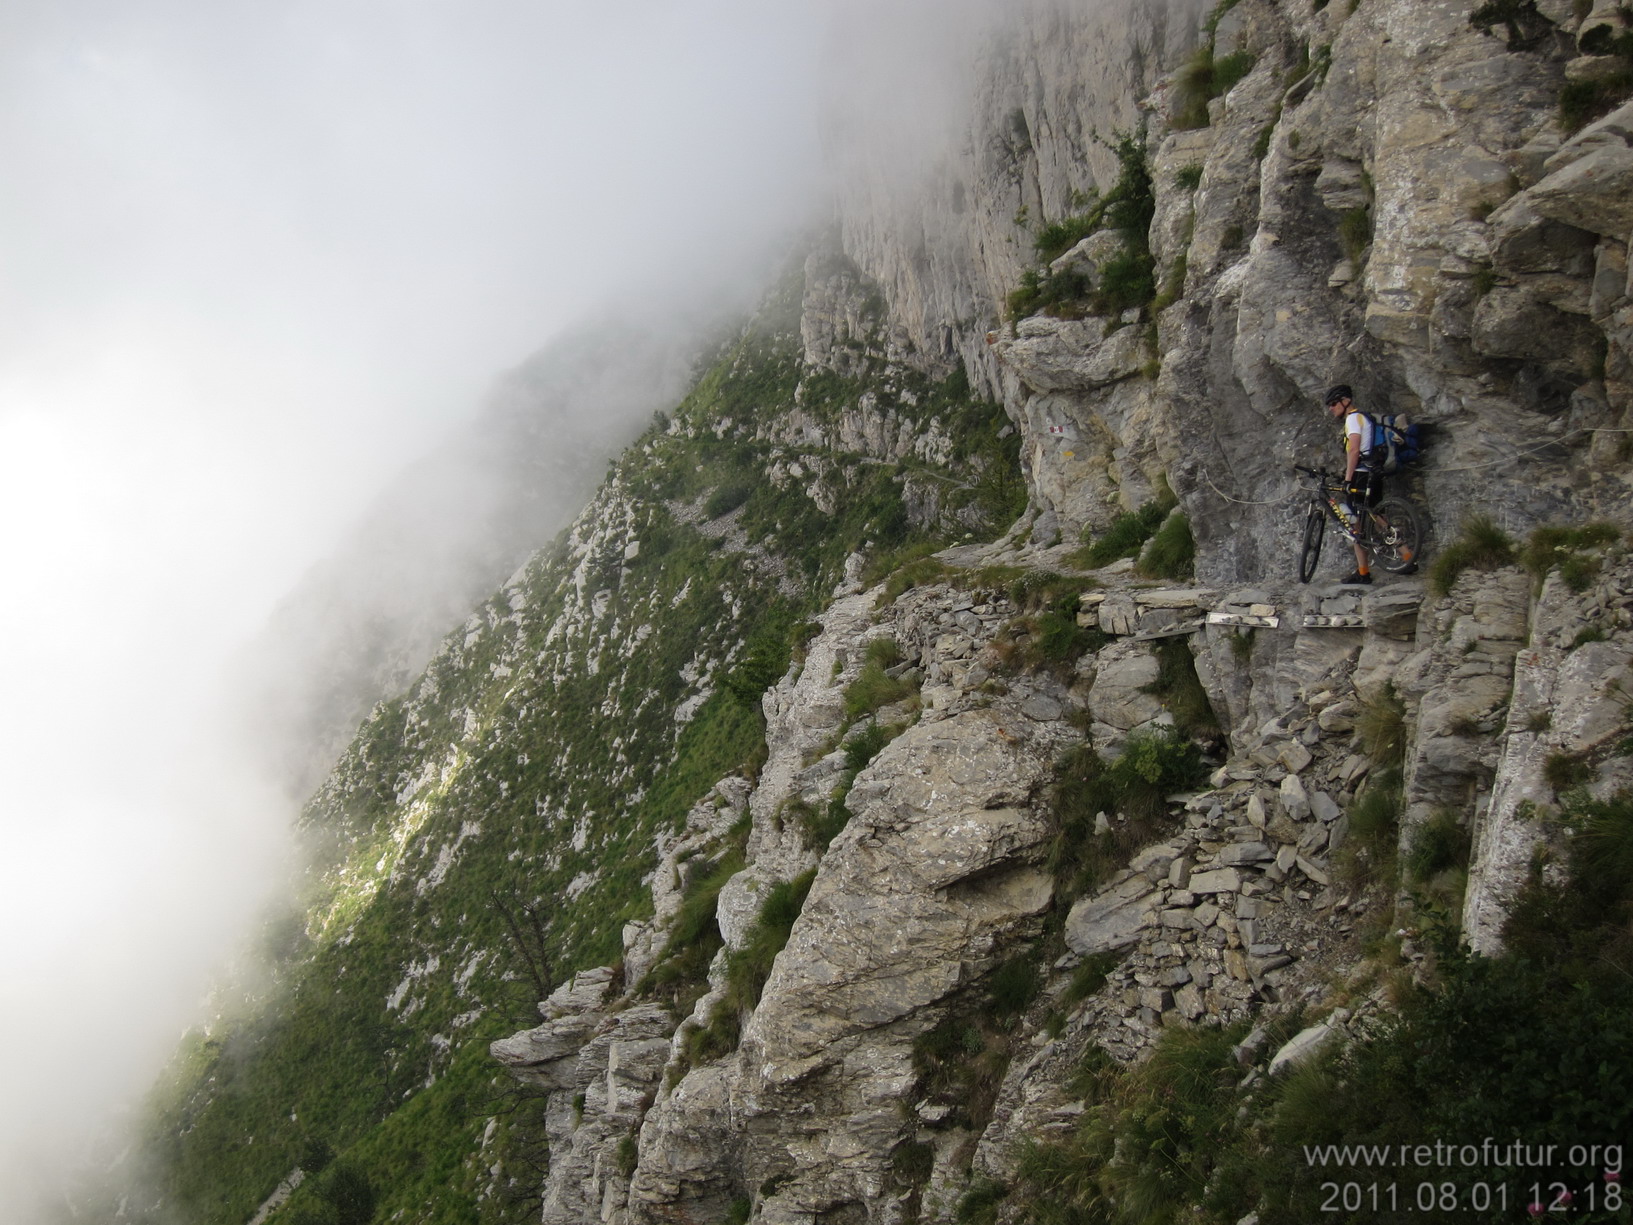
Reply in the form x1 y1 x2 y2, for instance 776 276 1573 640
1175 163 1205 189
1405 809 1470 882
1075 497 1173 568
1338 203 1372 263
1562 63 1633 131
616 1134 639 1177
1012 1023 1247 1225
1229 627 1254 663
685 868 818 1065
842 720 892 773
704 479 754 518
1061 951 1121 1006
880 555 952 603
1111 727 1205 807
1172 47 1257 129
641 848 746 1012
1523 520 1621 592
1429 514 1516 595
911 1015 1014 1130
1150 250 1189 313
955 1178 1011 1225
722 620 795 704
1506 790 1633 974
1337 769 1402 887
723 869 817 1014
1007 567 1089 611
666 854 744 954
725 1196 752 1225
986 955 1042 1021
1572 624 1609 649
891 1140 936 1183
842 662 916 721
865 637 904 668
1135 511 1195 579
1007 132 1154 322
1047 731 1206 897
1034 213 1102 263
1544 750 1594 792
1355 681 1406 769
1006 267 1093 321
791 795 852 850
1095 247 1156 315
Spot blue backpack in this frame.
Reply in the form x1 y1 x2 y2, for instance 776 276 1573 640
1362 411 1422 474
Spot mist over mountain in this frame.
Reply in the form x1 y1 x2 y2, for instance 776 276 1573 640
231 305 737 799
13 0 1633 1222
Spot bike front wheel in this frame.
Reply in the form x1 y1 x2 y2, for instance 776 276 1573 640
1298 502 1325 583
1365 497 1421 573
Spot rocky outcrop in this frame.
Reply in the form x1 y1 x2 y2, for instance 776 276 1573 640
495 512 1633 1220
479 1 1633 1221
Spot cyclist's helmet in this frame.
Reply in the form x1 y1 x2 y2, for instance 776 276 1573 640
1323 384 1353 407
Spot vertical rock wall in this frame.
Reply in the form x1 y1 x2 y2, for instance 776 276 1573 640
818 0 1633 565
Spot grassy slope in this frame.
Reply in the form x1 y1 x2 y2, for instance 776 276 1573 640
125 262 1023 1225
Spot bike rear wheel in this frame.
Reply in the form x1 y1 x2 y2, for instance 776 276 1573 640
1365 497 1421 573
1298 502 1325 583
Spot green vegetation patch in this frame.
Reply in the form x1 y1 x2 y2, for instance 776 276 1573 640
1355 681 1407 770
1074 489 1176 569
1143 637 1220 738
1172 46 1258 129
1336 769 1402 888
1523 520 1622 592
1047 731 1206 898
1007 133 1156 323
1135 510 1195 580
683 868 818 1065
1429 513 1516 595
128 254 1029 1225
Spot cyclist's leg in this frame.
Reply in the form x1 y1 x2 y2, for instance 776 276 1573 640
1350 473 1379 574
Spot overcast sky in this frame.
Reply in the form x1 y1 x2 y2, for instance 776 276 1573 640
0 1 845 1216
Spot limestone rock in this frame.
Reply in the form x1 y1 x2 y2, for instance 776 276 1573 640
1086 640 1162 731
996 316 1150 394
1269 1022 1340 1075
1527 142 1633 240
1066 881 1160 955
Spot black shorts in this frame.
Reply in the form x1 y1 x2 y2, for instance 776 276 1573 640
1347 471 1383 509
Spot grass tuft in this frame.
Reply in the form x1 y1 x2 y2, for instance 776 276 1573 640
1336 769 1403 887
1355 682 1407 770
1429 514 1516 595
1522 521 1622 593
1135 511 1195 580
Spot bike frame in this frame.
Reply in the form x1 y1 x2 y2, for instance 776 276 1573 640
1294 465 1421 583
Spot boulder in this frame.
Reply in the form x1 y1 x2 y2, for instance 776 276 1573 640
1086 640 1162 730
1527 142 1633 239
1269 1022 1340 1075
1066 885 1161 954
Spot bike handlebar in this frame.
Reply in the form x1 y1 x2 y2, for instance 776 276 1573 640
1294 464 1342 482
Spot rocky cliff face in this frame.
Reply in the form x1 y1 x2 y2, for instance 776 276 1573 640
119 3 1633 1223
860 0 1633 576
484 1 1633 1221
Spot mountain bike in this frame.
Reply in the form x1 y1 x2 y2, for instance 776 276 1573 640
1293 465 1421 583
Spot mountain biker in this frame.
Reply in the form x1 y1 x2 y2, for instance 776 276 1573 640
1323 383 1398 585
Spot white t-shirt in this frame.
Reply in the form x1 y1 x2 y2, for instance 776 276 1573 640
1344 410 1373 472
